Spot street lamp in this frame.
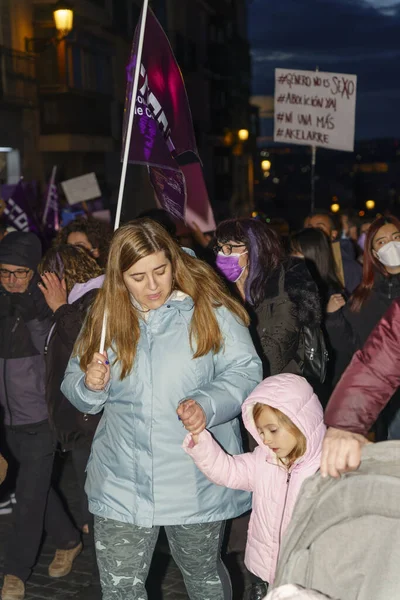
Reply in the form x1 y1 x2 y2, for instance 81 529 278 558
238 129 249 142
25 1 74 52
331 203 340 213
365 199 375 210
261 160 271 172
53 1 74 38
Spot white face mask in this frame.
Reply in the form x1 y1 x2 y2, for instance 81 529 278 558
376 241 400 267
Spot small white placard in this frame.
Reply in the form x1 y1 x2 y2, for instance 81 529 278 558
61 173 101 205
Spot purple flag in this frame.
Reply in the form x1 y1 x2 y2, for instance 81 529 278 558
43 181 60 232
1 181 40 233
123 7 211 221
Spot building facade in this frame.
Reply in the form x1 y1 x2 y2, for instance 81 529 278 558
0 0 254 219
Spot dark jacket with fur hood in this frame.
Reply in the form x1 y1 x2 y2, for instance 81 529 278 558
249 257 321 377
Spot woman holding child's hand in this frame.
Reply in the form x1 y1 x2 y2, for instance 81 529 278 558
61 219 262 600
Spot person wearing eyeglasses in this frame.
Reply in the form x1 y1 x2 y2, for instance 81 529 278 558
214 219 321 379
0 232 81 600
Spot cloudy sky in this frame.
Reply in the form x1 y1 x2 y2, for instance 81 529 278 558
248 0 400 139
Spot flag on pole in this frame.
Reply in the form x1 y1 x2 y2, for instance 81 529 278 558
123 6 211 221
1 180 40 233
44 183 60 231
42 166 60 234
43 181 60 232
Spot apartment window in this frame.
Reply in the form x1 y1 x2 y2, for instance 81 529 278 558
209 23 217 43
131 3 141 30
113 0 129 35
187 41 197 71
43 101 58 125
68 44 112 95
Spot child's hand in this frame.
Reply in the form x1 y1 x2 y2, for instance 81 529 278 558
177 399 206 435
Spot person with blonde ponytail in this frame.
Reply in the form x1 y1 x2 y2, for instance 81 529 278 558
61 218 262 600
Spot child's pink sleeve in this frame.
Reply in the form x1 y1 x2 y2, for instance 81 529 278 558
182 430 257 492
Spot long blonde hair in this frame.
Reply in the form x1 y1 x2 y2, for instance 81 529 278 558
75 218 249 379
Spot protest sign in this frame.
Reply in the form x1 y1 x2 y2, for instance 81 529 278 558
274 69 357 152
92 209 111 223
61 173 101 206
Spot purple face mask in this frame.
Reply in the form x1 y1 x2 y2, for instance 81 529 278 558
358 232 367 251
215 252 248 282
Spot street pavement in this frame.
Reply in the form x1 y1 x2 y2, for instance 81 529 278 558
0 454 251 599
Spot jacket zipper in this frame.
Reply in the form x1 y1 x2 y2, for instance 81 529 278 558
278 470 292 547
4 316 20 429
388 280 393 301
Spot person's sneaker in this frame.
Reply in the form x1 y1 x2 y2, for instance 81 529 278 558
0 497 12 516
1 574 25 600
48 542 83 578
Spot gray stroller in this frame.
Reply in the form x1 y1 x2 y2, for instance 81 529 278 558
268 442 400 600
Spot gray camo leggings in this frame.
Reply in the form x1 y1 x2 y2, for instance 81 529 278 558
94 516 232 600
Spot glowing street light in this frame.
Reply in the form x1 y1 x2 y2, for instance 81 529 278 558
261 160 271 171
53 1 74 38
331 203 340 213
26 1 74 52
365 199 375 210
238 129 249 142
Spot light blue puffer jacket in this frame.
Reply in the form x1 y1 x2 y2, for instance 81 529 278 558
61 293 262 526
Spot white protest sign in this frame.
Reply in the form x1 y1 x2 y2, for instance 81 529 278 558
92 209 111 223
274 69 357 152
61 173 101 205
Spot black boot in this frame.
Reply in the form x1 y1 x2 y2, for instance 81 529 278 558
249 582 269 600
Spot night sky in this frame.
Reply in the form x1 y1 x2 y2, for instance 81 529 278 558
248 0 400 140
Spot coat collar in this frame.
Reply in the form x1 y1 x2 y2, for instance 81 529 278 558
131 290 194 321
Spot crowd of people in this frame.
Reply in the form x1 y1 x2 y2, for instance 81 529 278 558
0 206 398 600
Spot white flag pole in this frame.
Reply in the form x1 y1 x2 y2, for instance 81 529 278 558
114 0 149 233
99 0 149 354
310 66 319 213
42 165 57 226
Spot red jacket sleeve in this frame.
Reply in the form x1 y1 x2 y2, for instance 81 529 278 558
325 299 400 435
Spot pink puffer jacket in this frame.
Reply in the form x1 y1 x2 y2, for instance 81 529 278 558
183 374 326 584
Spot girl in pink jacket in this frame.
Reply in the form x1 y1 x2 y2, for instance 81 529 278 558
183 374 326 599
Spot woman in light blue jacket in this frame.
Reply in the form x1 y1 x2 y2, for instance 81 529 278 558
61 219 262 600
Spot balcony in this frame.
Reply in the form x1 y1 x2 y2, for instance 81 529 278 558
0 46 37 108
35 32 115 147
40 91 112 137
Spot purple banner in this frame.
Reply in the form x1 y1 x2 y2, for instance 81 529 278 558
148 167 187 220
123 7 211 220
1 181 40 233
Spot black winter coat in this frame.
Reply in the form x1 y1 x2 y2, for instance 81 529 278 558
46 288 101 450
0 275 52 426
249 258 321 377
326 270 400 355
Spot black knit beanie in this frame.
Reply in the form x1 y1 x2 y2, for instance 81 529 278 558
0 231 42 271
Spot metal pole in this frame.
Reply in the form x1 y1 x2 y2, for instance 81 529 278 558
99 0 149 354
310 66 319 213
113 0 149 234
310 145 316 213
